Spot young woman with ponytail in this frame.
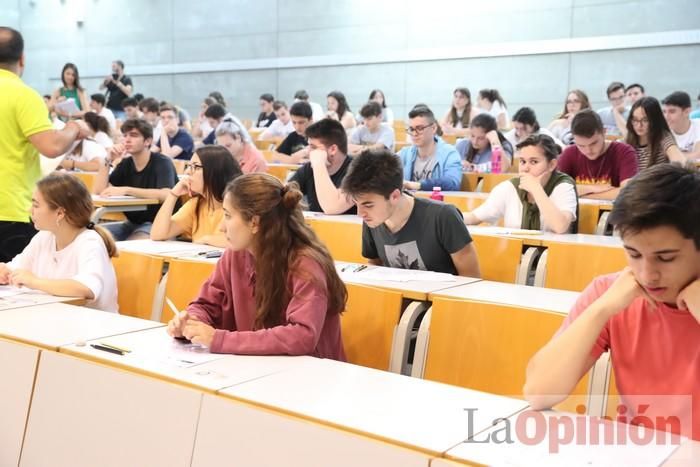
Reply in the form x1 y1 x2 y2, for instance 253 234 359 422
0 173 119 312
167 173 347 359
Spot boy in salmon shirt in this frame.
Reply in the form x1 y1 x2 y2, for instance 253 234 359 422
525 163 700 440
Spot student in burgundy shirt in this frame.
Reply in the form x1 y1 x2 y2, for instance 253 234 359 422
557 109 638 200
167 173 346 360
525 163 700 441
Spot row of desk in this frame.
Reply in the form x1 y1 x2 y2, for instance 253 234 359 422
303 212 626 291
1 287 694 465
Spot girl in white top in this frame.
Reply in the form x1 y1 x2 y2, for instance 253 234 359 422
0 173 119 313
478 89 510 130
326 91 356 130
464 134 578 234
58 139 107 172
83 111 114 149
441 87 481 137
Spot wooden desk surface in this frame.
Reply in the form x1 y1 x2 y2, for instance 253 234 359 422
91 195 160 207
0 303 162 350
220 357 529 456
430 280 580 314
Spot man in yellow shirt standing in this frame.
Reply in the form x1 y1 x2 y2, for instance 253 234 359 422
0 27 88 262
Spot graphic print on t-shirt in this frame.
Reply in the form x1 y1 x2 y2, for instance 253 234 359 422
384 241 426 270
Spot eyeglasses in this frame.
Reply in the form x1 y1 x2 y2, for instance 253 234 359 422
631 118 649 125
184 162 204 172
566 99 581 104
609 95 626 103
406 123 435 135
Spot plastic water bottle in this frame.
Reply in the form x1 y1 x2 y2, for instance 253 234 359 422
430 186 444 202
491 146 502 174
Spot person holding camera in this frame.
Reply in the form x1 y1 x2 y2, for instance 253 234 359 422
99 60 133 121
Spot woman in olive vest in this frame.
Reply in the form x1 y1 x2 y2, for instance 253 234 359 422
464 134 579 234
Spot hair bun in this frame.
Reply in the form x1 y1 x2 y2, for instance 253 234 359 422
281 185 302 210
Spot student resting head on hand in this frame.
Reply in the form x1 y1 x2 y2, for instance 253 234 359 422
524 163 700 441
167 173 347 359
464 134 578 234
0 172 119 312
150 144 242 247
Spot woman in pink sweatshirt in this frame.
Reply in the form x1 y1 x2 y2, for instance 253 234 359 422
167 173 347 360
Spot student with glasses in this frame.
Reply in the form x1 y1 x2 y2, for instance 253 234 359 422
151 145 242 247
596 81 630 138
398 105 462 191
625 97 685 171
548 89 591 145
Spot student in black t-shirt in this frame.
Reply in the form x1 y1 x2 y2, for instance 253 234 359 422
342 149 481 277
273 101 312 163
99 60 133 120
93 119 178 241
288 119 356 215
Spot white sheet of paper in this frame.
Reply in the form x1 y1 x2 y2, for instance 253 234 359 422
54 98 80 116
0 285 25 298
349 268 457 283
91 194 137 201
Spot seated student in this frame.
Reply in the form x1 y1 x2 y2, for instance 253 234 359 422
153 104 194 160
138 97 162 142
625 83 645 106
93 118 178 241
662 91 700 160
273 101 312 163
557 110 638 200
166 174 347 359
288 118 356 215
121 97 141 121
215 120 267 173
368 89 394 124
348 101 395 156
456 113 514 172
548 89 591 145
524 163 700 441
596 81 630 138
89 93 116 132
441 87 480 137
201 103 252 146
326 91 356 130
58 138 107 172
477 89 510 130
625 96 685 170
464 134 578 234
83 111 113 149
341 149 480 277
293 89 324 122
504 107 562 149
399 105 462 191
256 93 277 128
193 97 216 140
259 101 293 140
151 145 241 247
0 173 118 313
